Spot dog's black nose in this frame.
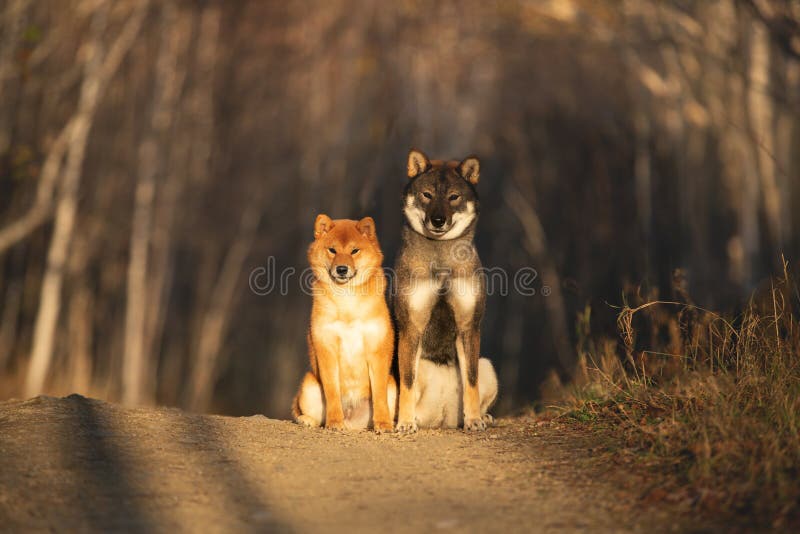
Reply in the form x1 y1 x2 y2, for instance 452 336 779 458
335 265 349 276
431 216 446 228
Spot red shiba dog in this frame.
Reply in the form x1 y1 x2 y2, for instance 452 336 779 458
292 215 396 432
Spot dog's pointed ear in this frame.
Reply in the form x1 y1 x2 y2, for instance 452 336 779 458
407 149 430 179
314 214 334 239
356 216 376 240
458 156 480 185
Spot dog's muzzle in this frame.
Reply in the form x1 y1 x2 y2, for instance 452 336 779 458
330 265 355 283
425 218 450 235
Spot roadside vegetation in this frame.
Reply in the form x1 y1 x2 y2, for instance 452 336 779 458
550 262 800 528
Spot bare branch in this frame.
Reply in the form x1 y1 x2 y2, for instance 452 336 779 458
0 124 72 255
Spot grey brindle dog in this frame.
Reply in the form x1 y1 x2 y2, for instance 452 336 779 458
394 149 498 433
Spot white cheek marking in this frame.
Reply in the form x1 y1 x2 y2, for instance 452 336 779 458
404 196 427 236
438 201 476 240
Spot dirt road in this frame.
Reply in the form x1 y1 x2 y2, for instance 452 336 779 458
0 395 717 533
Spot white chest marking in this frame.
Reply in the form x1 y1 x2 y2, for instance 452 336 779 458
448 276 480 327
405 278 440 328
322 319 386 362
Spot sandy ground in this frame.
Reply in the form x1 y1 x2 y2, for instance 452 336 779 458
0 395 725 533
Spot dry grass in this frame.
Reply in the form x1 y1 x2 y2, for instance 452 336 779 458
551 263 800 527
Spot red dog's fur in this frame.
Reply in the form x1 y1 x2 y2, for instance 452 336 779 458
292 215 396 432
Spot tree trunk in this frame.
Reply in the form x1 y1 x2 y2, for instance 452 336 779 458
0 272 22 370
0 0 31 156
188 198 262 412
122 1 189 406
747 20 782 259
67 282 93 395
25 1 148 398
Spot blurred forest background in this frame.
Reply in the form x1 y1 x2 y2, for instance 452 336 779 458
0 0 798 418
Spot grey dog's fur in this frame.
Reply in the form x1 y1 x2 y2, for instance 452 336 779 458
393 149 496 432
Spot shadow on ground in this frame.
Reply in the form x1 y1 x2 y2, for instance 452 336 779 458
0 395 735 533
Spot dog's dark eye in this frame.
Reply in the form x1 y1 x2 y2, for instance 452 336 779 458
422 192 433 200
351 248 360 255
449 194 460 201
328 247 336 254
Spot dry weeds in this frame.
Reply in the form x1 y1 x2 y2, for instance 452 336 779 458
552 262 800 528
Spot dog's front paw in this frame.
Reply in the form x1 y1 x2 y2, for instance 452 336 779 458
482 413 495 426
396 420 418 434
464 417 487 432
296 415 320 428
325 418 346 431
373 419 394 434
